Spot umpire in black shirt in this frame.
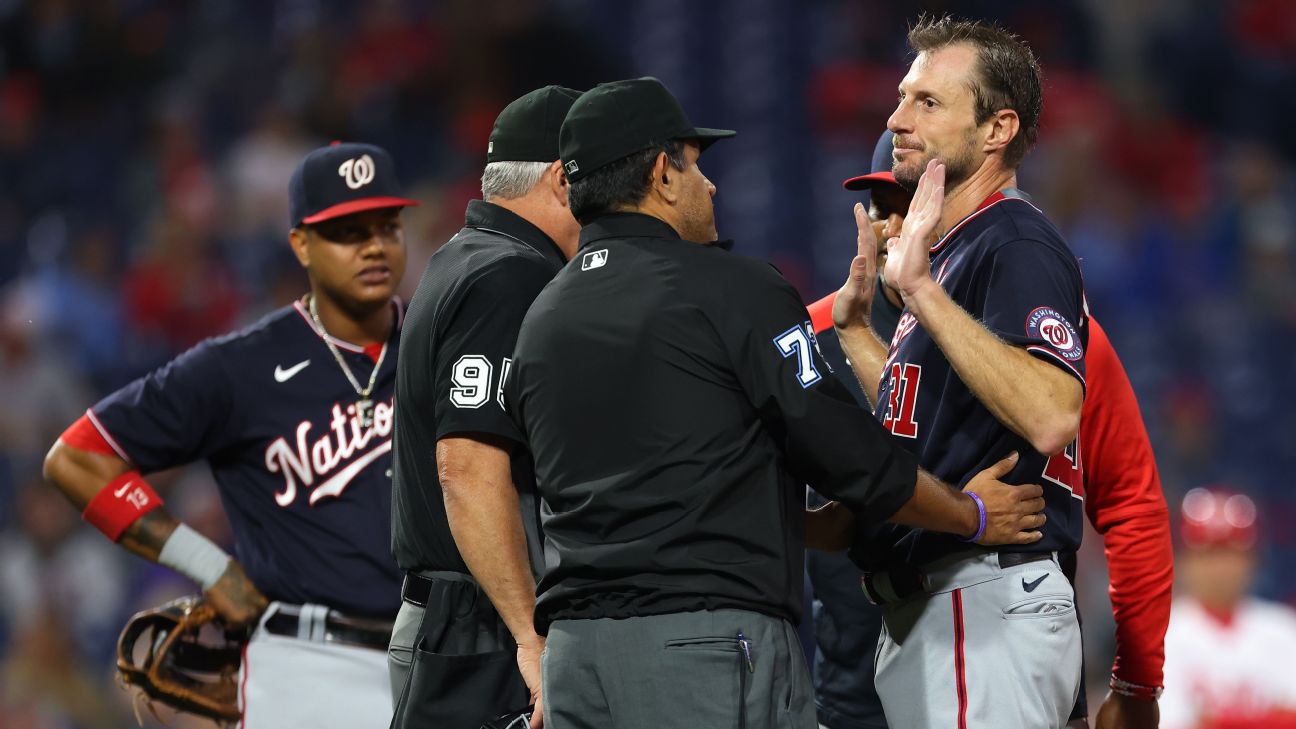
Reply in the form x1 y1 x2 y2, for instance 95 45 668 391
388 85 580 729
504 77 1049 729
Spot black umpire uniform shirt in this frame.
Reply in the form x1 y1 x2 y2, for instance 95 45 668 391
390 199 565 577
504 212 920 634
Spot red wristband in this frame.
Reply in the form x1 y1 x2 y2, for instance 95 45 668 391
82 471 163 542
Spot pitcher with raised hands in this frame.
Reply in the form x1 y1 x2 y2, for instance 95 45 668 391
825 16 1090 729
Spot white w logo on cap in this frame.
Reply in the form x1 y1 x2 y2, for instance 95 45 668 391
338 154 376 190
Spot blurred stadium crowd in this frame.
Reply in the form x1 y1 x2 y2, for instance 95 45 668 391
0 0 1293 726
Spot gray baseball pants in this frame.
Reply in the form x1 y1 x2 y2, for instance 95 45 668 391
873 551 1082 729
543 608 817 729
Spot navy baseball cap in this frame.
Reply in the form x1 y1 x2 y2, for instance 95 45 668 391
288 142 419 227
842 130 900 197
560 77 735 182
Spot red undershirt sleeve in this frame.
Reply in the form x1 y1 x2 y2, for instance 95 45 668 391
1081 319 1174 688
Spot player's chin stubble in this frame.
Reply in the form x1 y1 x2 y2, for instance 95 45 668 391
896 149 977 192
893 159 924 191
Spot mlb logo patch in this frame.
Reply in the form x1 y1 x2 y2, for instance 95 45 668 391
564 160 580 175
581 249 608 271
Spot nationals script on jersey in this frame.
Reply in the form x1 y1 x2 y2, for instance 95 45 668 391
87 300 403 618
1161 597 1296 729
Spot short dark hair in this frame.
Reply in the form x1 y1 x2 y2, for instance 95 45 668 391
568 140 687 225
907 15 1043 169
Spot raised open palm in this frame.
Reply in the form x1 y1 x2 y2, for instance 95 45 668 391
884 158 946 298
832 202 879 329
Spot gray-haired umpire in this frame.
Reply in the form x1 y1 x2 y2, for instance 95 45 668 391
388 85 581 729
502 77 1049 729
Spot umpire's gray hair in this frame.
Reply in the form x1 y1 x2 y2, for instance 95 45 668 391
481 161 551 201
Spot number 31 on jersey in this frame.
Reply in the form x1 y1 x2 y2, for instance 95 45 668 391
881 363 922 438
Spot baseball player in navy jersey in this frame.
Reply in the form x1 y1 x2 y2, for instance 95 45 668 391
830 17 1087 728
42 141 417 728
810 129 1172 729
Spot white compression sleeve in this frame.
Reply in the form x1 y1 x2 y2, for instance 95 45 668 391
157 523 232 590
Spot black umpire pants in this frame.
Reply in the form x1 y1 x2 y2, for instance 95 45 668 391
388 571 529 729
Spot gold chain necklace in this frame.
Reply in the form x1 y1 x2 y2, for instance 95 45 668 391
308 295 388 428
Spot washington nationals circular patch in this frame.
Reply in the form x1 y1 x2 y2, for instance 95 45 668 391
1026 307 1083 361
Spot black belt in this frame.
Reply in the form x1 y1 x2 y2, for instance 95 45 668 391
401 570 475 608
998 552 1054 569
861 552 1054 606
263 605 393 651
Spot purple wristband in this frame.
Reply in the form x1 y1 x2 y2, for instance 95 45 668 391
960 491 987 543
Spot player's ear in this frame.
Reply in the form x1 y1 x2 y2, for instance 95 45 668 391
548 160 570 209
651 151 678 205
288 227 311 268
982 109 1019 157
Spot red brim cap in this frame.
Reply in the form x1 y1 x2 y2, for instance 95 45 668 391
842 171 899 191
301 196 421 225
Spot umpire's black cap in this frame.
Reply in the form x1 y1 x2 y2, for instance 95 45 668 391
487 85 582 163
559 77 736 182
289 142 419 227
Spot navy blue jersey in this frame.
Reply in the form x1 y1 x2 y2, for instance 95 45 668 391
88 300 404 617
862 192 1088 568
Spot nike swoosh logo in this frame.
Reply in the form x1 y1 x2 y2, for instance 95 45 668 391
274 360 311 382
1022 574 1049 592
113 479 135 498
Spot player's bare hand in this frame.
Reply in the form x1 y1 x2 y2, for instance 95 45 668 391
805 501 856 552
204 561 269 629
885 158 944 300
515 636 545 729
1095 691 1159 729
832 203 879 331
962 452 1047 546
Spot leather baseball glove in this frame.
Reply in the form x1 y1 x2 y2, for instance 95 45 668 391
116 595 244 724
